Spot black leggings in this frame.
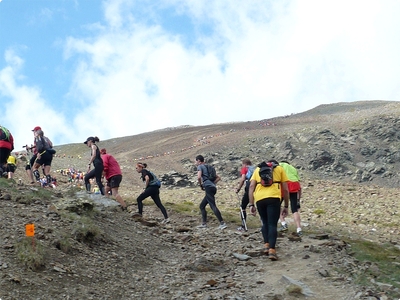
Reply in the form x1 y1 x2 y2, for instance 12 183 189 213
0 148 11 167
240 181 250 220
84 164 104 195
256 197 281 249
137 185 168 218
200 186 224 223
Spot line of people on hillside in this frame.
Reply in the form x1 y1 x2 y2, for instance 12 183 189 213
1 124 302 261
81 136 168 222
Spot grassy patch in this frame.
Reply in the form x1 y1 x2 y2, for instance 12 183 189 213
60 210 102 243
16 187 54 204
313 208 325 215
54 233 73 254
0 177 13 188
169 200 196 214
344 238 400 298
15 237 45 271
71 215 102 243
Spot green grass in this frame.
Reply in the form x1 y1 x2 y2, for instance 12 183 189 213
0 177 18 192
344 238 400 298
167 199 262 228
16 186 54 204
313 208 325 215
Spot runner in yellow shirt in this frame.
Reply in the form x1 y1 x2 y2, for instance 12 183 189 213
248 160 289 261
6 154 17 179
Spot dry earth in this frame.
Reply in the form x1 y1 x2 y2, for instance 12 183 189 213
1 100 400 299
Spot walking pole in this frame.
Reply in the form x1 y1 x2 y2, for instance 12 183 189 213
236 193 248 231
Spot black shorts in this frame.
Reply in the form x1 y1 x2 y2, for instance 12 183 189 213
7 164 16 173
0 148 11 165
107 174 122 188
35 151 53 166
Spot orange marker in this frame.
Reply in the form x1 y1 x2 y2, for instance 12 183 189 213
25 224 35 237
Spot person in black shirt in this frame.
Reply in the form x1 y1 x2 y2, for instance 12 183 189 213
135 162 169 223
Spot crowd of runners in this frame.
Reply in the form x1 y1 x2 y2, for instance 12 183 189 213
0 121 304 261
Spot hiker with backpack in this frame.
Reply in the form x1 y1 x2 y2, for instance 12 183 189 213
248 160 289 260
32 128 54 186
278 161 303 236
0 125 14 177
135 162 169 223
235 158 255 231
100 148 127 210
84 136 105 195
195 155 227 230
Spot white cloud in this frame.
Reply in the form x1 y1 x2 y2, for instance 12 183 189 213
2 0 400 149
0 50 71 148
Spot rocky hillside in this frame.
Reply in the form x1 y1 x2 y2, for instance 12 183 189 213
1 100 399 299
49 100 400 188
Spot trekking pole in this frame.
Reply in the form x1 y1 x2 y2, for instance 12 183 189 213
236 193 248 231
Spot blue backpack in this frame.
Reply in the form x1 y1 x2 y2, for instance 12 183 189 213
149 171 162 187
245 165 255 180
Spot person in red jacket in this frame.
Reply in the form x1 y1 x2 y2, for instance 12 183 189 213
100 148 127 210
0 125 14 176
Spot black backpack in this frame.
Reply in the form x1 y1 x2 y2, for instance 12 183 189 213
204 164 217 182
258 160 279 187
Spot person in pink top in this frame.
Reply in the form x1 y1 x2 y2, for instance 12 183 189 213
100 148 127 210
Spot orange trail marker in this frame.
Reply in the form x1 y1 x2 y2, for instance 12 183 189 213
25 223 35 237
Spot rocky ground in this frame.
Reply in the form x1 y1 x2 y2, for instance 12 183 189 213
1 100 400 299
0 168 399 299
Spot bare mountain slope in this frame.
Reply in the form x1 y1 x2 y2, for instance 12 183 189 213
53 100 400 188
1 100 399 299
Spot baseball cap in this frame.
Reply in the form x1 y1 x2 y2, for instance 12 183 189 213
32 126 41 131
84 136 95 144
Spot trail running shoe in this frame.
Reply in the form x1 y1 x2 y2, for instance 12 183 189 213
297 230 303 237
268 249 278 261
161 218 170 224
278 223 288 232
263 243 270 255
197 224 207 228
237 226 246 231
218 223 227 230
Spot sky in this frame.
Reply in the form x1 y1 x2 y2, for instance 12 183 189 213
1 0 400 150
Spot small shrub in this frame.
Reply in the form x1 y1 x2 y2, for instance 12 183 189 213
286 284 303 295
71 216 101 243
54 234 73 254
15 237 45 271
